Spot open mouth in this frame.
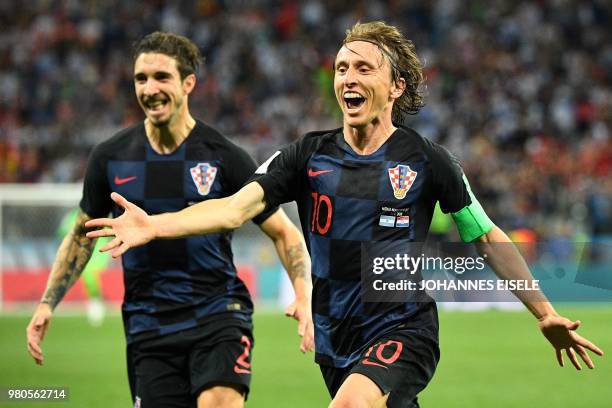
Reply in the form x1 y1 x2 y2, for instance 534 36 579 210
344 92 366 110
144 99 168 113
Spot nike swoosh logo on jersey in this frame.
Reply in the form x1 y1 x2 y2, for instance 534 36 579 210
308 168 333 177
114 175 137 185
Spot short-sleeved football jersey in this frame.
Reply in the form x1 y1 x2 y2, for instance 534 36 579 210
251 126 481 367
80 120 277 344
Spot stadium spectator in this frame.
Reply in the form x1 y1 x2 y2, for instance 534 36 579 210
0 1 610 243
26 32 313 408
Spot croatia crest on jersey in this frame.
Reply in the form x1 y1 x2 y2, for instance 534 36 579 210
190 163 218 196
388 164 418 200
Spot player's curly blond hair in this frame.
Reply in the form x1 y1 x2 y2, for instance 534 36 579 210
343 21 425 123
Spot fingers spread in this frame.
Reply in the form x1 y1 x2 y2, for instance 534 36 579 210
86 229 113 239
110 242 130 258
556 349 564 367
574 344 594 369
85 218 114 230
575 335 604 356
566 348 582 370
110 192 132 210
100 237 122 253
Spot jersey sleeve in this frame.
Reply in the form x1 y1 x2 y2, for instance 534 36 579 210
248 136 309 209
222 143 279 225
429 142 494 242
79 144 113 218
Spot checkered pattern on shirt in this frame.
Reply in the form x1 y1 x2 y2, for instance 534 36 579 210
252 127 471 367
80 120 276 344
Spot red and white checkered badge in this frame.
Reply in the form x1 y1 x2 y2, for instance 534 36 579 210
388 164 418 199
190 163 218 196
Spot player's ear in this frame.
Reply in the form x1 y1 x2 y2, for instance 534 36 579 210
390 77 406 100
182 73 196 95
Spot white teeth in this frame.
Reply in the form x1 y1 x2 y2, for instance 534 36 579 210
147 101 166 109
344 92 364 99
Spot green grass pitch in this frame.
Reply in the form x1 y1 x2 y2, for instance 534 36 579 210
2 307 610 407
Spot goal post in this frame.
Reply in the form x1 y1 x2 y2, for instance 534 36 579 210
0 183 298 313
0 183 82 312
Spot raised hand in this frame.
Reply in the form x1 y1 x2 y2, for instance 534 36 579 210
85 192 156 258
538 314 604 370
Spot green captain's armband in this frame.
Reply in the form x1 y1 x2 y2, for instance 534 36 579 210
451 175 494 242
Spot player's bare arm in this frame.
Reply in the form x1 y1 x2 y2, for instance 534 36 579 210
26 211 96 365
260 210 314 353
475 225 604 369
85 181 267 257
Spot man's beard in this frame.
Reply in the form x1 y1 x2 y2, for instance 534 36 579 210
149 116 171 128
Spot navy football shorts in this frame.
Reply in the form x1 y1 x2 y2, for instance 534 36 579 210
321 326 439 408
126 317 253 408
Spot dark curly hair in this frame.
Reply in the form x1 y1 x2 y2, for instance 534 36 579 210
343 21 425 123
133 32 203 80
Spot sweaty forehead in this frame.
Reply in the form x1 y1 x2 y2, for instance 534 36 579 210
134 52 179 74
335 40 386 65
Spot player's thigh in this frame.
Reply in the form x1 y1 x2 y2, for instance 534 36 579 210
197 385 244 408
329 373 388 408
349 331 439 408
189 324 253 402
320 365 351 398
131 341 194 408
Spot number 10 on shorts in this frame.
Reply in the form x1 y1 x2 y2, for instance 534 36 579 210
361 340 403 369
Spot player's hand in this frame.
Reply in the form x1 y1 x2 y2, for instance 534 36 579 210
85 192 156 258
26 303 53 366
285 297 315 353
538 314 604 370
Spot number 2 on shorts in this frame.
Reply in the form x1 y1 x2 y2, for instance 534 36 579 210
233 335 252 374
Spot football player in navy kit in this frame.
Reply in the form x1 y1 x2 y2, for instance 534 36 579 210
26 32 313 408
85 22 603 407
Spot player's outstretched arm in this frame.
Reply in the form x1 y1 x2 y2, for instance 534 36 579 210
474 225 604 369
260 209 314 353
86 181 268 257
26 211 97 365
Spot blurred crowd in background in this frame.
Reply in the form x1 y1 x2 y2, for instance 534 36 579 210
0 0 610 238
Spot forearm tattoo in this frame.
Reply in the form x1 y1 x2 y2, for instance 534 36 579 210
41 212 96 309
285 243 311 284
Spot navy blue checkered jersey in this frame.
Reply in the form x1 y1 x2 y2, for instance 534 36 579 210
251 126 472 367
80 120 277 344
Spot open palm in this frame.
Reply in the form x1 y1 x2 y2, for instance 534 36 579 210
85 192 156 257
538 314 604 370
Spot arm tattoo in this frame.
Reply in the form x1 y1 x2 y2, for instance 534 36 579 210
41 212 96 310
285 243 311 284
